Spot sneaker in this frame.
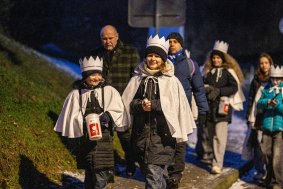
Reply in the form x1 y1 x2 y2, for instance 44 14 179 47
211 166 222 174
253 173 265 180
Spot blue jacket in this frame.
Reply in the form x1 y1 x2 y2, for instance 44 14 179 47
257 82 283 133
170 50 209 115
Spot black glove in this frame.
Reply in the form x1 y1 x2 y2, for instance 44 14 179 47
207 87 220 101
205 85 214 94
197 114 207 127
100 112 111 126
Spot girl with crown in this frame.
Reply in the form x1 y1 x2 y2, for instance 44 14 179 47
122 35 196 188
54 56 127 189
202 40 245 174
256 64 283 189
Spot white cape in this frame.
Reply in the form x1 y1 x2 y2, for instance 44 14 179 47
228 69 246 111
122 74 196 143
54 86 127 138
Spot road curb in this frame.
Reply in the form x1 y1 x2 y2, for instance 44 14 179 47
212 160 254 189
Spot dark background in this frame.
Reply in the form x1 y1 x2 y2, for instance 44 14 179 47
1 0 283 65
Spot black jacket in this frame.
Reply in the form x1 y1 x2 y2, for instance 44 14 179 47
204 68 238 123
76 85 114 170
130 76 176 165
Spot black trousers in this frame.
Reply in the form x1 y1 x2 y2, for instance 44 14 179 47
168 142 187 176
117 129 135 169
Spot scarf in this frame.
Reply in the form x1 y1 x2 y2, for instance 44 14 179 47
168 49 184 63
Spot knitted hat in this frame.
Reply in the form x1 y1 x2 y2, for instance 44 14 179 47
270 64 283 78
166 32 184 47
145 34 169 62
79 56 103 80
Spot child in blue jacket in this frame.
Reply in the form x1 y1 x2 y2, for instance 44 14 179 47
257 64 283 189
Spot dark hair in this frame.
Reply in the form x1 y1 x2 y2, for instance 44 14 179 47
210 50 225 62
166 32 184 47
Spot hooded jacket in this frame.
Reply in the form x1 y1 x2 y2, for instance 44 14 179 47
257 82 283 133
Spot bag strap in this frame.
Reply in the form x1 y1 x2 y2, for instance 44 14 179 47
78 88 84 118
79 86 105 112
187 58 195 81
185 49 195 81
102 86 105 112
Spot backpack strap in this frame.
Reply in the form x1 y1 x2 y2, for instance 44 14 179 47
185 50 195 81
102 86 105 112
187 58 195 81
78 88 84 118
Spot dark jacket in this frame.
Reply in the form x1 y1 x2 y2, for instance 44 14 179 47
204 68 238 123
246 75 268 129
172 51 209 115
247 75 262 117
90 40 140 94
76 84 114 171
130 76 176 165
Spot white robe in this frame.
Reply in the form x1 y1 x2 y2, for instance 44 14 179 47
122 66 196 143
54 86 127 138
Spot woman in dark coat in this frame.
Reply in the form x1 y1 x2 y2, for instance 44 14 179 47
122 35 196 189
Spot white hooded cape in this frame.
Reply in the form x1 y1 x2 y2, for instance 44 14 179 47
122 62 196 143
54 86 127 138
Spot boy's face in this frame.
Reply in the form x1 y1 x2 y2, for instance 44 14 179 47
85 73 103 87
271 77 283 86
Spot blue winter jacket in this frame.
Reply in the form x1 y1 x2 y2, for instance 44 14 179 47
170 50 209 115
257 82 283 133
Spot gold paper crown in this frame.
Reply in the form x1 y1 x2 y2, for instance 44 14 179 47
79 56 103 72
213 40 229 53
270 64 283 77
147 34 170 53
